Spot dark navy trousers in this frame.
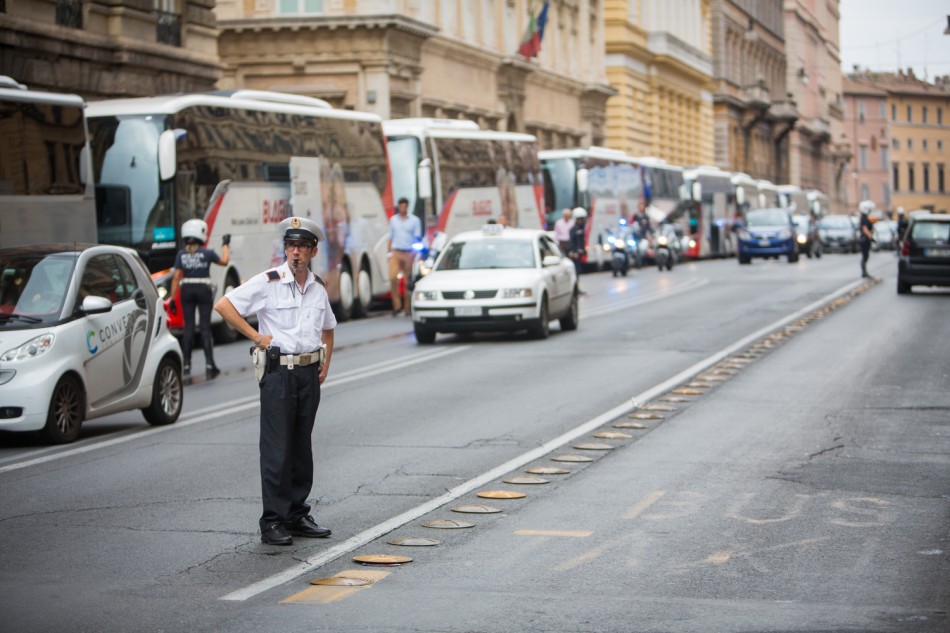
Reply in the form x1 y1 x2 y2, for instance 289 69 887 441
258 363 321 531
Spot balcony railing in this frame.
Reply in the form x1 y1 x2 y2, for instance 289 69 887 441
741 80 770 109
156 10 182 47
56 0 82 28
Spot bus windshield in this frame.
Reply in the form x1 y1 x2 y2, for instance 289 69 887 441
541 158 577 227
88 114 174 249
386 136 421 215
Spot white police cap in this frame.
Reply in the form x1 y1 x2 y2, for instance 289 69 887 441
279 216 326 244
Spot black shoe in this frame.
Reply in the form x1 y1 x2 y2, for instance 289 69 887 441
183 363 191 375
261 523 293 546
285 515 331 538
206 365 221 379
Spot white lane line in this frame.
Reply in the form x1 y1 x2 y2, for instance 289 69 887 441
0 346 470 475
582 278 710 319
220 276 870 602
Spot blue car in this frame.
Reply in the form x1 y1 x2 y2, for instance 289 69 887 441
736 208 800 264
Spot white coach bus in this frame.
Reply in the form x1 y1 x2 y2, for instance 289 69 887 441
85 90 392 332
0 76 97 247
383 118 545 248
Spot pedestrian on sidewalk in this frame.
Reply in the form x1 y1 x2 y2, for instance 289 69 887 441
214 216 336 546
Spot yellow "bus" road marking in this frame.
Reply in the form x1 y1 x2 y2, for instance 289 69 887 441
281 570 391 605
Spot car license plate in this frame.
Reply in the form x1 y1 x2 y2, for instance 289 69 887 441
759 239 770 247
926 248 950 257
455 306 482 317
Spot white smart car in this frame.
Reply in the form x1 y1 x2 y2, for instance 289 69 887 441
0 244 183 443
410 225 579 344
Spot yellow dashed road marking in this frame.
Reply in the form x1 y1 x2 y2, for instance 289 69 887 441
282 570 391 605
515 529 592 538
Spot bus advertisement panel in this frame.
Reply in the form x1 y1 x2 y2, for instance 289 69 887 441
86 91 392 331
540 147 642 270
383 119 544 251
0 76 97 248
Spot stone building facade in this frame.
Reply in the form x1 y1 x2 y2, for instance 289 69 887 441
841 74 889 212
603 0 714 167
0 0 220 100
708 0 796 183
783 0 848 213
215 0 615 148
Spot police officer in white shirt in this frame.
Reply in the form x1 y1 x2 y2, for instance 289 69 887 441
214 216 337 546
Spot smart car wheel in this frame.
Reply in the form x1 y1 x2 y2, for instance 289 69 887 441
142 357 183 426
43 375 84 444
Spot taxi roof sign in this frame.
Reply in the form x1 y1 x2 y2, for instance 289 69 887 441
481 223 505 236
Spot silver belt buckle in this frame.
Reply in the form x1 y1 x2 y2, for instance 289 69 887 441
287 355 294 370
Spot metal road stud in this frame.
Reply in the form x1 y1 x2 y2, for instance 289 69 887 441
551 454 594 463
672 388 703 395
660 395 691 402
526 466 570 475
503 476 550 485
593 431 632 440
614 421 648 429
477 490 527 500
573 442 614 451
387 537 441 547
626 413 662 421
451 504 502 514
353 554 413 566
642 403 677 411
422 519 475 529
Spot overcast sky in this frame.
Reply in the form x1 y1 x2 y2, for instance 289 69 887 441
838 0 950 81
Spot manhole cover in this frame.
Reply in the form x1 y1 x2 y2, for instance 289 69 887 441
353 554 413 566
451 504 502 514
422 519 475 529
503 476 550 485
526 466 570 475
477 490 527 500
613 421 647 429
310 576 374 587
593 431 632 440
551 454 594 463
672 388 703 395
387 537 441 547
573 442 614 451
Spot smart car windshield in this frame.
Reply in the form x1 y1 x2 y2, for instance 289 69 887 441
0 252 78 326
436 239 537 271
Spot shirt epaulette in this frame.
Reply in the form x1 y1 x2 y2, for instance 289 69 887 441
266 270 281 281
313 274 327 288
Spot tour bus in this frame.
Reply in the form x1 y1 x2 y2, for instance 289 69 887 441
777 184 810 214
731 172 758 217
756 179 780 209
85 90 392 332
0 76 97 247
539 146 643 270
383 118 544 254
683 166 738 258
634 157 692 256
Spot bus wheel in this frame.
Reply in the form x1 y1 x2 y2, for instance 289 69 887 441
335 265 354 322
351 262 372 319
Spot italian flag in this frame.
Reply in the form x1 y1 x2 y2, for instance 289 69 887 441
517 1 550 59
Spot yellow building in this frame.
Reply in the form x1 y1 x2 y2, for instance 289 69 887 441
871 71 950 214
604 0 715 167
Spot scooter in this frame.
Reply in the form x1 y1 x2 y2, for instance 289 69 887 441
605 228 631 277
654 233 674 272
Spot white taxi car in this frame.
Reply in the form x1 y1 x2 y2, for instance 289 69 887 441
411 226 579 344
0 244 183 443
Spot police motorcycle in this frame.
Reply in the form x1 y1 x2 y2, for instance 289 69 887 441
654 223 677 272
412 231 447 284
603 218 640 276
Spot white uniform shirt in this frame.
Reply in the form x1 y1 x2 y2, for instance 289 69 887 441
225 262 337 354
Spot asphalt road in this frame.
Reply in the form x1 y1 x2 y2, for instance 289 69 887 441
0 250 946 633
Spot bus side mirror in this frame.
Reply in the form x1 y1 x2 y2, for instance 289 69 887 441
417 158 432 200
158 129 180 182
79 144 91 186
736 187 745 206
692 182 702 201
576 168 589 194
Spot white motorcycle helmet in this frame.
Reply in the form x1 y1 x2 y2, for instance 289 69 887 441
572 207 588 220
181 219 208 244
858 200 875 215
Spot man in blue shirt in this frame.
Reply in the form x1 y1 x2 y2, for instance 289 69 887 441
388 197 422 315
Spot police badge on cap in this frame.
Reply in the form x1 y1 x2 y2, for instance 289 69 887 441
279 216 326 245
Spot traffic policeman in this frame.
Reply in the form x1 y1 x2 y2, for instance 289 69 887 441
214 216 336 546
